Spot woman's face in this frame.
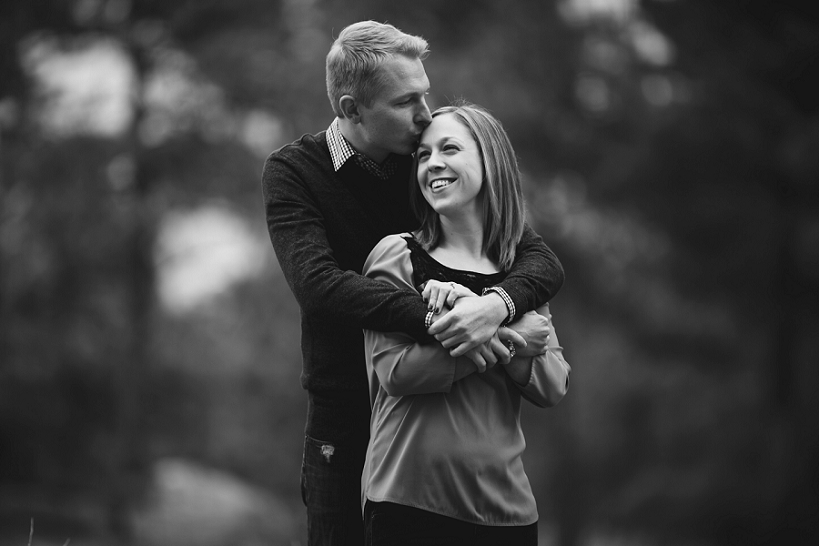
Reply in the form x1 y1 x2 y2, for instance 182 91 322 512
416 113 484 219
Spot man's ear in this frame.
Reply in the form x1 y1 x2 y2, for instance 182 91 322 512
338 95 361 123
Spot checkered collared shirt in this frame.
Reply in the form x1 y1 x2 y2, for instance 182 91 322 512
326 118 398 180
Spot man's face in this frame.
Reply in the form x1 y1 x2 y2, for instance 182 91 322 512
356 55 432 163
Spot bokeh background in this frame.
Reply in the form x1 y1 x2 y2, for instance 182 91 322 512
1 0 817 545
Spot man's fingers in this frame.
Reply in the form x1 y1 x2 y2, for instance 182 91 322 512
439 335 460 349
449 338 481 358
427 313 453 335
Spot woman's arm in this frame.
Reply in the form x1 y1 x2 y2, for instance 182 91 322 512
365 327 478 397
363 235 480 397
503 303 571 408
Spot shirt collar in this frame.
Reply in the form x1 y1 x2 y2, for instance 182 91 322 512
326 118 398 180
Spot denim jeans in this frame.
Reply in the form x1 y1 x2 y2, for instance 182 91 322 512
301 434 367 546
364 501 538 546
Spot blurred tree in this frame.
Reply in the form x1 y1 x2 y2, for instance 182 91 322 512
521 0 819 544
2 1 817 545
1 0 154 539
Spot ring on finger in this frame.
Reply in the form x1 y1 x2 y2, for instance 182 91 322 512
505 340 516 358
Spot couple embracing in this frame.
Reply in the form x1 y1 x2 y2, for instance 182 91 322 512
262 20 571 546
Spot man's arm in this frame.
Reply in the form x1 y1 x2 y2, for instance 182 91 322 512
497 224 564 321
262 151 430 340
428 224 563 356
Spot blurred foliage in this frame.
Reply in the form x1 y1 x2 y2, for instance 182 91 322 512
1 0 817 545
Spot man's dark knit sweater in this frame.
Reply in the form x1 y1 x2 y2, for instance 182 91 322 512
261 130 563 442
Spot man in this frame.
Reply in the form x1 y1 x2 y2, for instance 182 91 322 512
261 20 563 546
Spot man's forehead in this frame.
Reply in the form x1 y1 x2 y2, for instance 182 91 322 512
376 56 429 95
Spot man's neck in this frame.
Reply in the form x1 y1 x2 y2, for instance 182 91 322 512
337 118 388 164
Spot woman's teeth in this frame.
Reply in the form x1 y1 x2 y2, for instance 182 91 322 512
431 179 453 190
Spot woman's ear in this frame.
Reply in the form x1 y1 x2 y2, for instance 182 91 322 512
338 95 361 123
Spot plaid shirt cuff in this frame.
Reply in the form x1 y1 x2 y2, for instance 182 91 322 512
482 286 515 326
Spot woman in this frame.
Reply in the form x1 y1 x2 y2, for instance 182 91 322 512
361 102 571 545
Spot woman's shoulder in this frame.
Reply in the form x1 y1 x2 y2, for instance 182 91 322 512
372 232 414 254
364 233 414 274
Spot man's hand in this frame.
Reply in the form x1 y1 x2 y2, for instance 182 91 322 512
499 304 551 358
428 293 526 357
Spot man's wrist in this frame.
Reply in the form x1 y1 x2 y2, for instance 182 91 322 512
482 286 515 326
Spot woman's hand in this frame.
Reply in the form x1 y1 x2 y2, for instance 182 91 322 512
421 280 478 314
499 306 551 358
461 331 523 373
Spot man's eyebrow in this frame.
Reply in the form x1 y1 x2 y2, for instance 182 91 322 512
396 88 428 101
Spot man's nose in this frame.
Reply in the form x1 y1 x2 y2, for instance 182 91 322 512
415 99 432 126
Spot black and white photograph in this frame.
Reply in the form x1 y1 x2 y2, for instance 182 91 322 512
1 1 817 545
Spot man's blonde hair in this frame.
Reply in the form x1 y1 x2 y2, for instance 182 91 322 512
326 21 429 117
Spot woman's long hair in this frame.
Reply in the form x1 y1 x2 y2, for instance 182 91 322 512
410 101 525 272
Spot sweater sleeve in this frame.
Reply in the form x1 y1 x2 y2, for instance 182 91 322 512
363 235 477 397
261 150 431 341
495 224 564 321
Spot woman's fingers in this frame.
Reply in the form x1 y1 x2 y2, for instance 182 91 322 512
422 280 478 313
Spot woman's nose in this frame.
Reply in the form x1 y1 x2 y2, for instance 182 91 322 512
427 152 444 170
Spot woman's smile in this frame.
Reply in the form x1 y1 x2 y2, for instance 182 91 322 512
430 177 456 191
417 113 484 214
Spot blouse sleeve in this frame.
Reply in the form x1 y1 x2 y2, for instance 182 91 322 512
514 303 572 408
363 235 477 398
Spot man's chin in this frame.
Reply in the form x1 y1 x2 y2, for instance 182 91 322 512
402 141 421 156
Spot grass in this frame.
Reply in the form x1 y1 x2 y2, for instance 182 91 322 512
27 519 70 546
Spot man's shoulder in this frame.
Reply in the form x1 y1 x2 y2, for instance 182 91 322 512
267 130 329 163
261 129 334 195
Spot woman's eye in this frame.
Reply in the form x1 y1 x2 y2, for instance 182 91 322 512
417 150 430 160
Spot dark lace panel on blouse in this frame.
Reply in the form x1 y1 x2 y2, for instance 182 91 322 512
403 234 506 295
